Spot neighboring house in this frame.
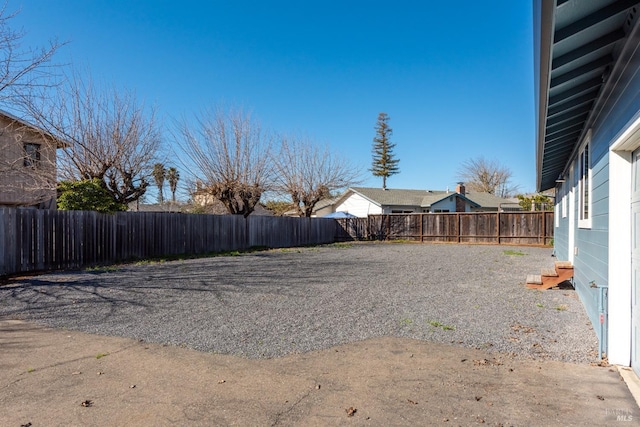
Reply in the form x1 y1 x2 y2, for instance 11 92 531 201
324 184 515 218
534 0 640 369
0 109 65 209
190 188 274 216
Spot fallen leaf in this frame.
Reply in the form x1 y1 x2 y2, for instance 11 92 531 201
407 399 418 405
81 400 93 407
475 396 482 401
597 395 605 401
346 407 357 417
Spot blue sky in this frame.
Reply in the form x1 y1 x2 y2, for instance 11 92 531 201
11 1 535 197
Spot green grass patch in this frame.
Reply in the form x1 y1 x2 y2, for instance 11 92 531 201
95 352 109 359
85 265 120 273
328 242 354 249
400 318 413 326
428 320 456 331
134 259 166 266
503 250 526 256
536 303 544 308
27 368 36 373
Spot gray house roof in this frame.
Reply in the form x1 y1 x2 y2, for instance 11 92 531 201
344 187 511 209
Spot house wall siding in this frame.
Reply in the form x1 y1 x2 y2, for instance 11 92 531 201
556 25 640 362
553 182 569 260
382 205 421 214
0 116 58 207
430 197 457 212
334 193 382 217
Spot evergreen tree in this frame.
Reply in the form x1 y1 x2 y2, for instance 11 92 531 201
370 112 400 189
166 167 180 202
152 163 166 203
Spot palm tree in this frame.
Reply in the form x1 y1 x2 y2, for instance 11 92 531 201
152 163 166 203
167 167 180 203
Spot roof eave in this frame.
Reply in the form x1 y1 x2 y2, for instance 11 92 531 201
535 0 556 192
0 108 70 149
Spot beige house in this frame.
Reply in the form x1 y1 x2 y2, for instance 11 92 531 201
0 109 65 209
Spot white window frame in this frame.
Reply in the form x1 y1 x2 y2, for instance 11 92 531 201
561 182 567 218
578 133 592 229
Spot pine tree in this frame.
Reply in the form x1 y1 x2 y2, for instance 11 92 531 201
370 112 400 189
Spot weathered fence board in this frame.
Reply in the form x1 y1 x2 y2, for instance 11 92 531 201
0 208 336 277
335 211 554 246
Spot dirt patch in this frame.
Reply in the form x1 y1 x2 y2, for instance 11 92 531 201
1 320 637 426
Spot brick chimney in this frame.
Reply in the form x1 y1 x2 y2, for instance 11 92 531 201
456 182 466 195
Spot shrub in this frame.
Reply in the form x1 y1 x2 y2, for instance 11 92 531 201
57 179 127 214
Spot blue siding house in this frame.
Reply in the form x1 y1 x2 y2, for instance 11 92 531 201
535 0 640 370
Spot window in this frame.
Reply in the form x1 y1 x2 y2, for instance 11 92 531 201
578 140 591 228
23 142 41 167
433 209 450 213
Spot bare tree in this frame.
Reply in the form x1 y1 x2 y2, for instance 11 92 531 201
457 157 519 197
176 107 273 217
0 4 63 109
0 4 64 208
24 73 162 206
274 135 361 217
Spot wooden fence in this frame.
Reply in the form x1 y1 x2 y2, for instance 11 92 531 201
0 208 337 276
335 211 554 246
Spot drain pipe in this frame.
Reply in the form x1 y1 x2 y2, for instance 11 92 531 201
591 281 609 360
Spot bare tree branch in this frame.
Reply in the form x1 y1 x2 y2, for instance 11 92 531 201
274 134 361 217
24 71 162 206
0 3 65 111
176 107 273 217
457 156 519 197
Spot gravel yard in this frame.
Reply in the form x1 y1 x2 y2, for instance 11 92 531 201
0 242 597 363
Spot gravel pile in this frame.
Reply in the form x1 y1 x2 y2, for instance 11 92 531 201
0 243 598 362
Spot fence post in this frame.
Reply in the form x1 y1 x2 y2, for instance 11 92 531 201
496 211 501 245
457 213 461 243
386 215 390 240
541 211 546 245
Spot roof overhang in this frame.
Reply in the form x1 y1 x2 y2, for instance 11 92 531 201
535 0 639 191
0 108 70 149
